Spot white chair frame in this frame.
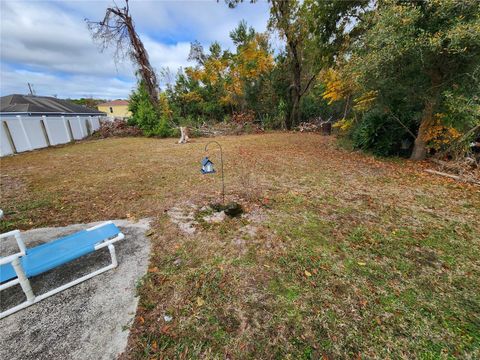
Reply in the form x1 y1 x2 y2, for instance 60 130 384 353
0 221 124 319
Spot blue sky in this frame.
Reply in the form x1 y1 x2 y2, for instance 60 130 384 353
0 0 272 99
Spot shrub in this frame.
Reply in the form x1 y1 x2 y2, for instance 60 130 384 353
351 108 411 157
129 81 174 137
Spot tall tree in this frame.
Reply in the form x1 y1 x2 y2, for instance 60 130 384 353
269 0 315 129
304 0 369 66
348 0 480 159
86 0 159 106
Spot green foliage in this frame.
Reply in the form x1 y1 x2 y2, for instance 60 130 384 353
330 0 480 156
163 0 478 157
68 98 104 108
351 108 411 156
129 81 174 137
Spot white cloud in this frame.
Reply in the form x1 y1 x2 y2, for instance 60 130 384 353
0 0 271 99
143 38 191 75
0 65 135 99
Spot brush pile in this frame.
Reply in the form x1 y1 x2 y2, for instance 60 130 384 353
94 119 142 138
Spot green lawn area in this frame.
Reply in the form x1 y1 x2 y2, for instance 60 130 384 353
1 133 479 358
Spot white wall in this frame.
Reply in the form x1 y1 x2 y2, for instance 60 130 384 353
21 117 49 149
0 121 14 156
3 116 31 153
0 115 103 157
68 116 86 140
43 116 71 146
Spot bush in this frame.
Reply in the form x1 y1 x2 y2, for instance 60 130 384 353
148 116 174 137
351 109 412 157
129 81 174 137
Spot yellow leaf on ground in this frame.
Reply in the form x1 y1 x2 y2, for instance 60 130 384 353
304 270 312 277
196 297 205 306
357 262 366 266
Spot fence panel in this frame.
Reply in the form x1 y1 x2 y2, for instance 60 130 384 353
89 116 101 131
0 121 14 156
67 116 84 140
21 116 49 150
3 117 31 152
1 115 105 156
43 117 71 145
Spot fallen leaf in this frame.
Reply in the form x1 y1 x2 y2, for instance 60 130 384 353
196 297 205 306
146 229 155 237
357 262 366 266
304 270 312 277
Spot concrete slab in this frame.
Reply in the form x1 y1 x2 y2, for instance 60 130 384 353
0 219 151 360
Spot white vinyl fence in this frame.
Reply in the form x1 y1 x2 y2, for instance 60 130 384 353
0 115 102 157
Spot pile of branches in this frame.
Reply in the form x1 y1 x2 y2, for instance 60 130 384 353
196 122 263 137
427 158 479 185
426 125 480 185
232 110 255 125
295 117 333 134
94 119 143 138
296 122 319 132
195 112 264 137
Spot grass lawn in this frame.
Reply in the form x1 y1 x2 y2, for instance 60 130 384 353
1 133 479 358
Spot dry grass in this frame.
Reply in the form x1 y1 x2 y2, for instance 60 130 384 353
1 133 479 359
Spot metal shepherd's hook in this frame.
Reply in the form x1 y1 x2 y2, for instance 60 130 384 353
205 141 225 204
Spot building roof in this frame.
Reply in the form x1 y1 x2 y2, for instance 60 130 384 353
201 157 213 166
98 99 129 107
0 94 105 115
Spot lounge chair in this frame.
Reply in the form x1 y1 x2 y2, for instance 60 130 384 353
0 221 124 319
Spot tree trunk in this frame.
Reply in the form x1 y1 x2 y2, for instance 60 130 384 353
288 40 302 129
410 99 435 160
125 20 159 107
289 92 300 130
411 70 442 160
178 127 189 144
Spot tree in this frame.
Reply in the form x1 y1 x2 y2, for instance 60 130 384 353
224 23 274 110
129 82 172 137
87 0 159 107
304 0 369 67
168 22 273 123
269 0 316 129
349 0 480 159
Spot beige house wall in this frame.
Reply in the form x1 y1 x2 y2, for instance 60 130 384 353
97 105 131 118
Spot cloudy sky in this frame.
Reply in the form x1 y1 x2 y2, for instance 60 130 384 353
0 0 272 100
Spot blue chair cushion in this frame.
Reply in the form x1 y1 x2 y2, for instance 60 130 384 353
0 223 121 283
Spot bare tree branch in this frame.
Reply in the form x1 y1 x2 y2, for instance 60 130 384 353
86 0 159 106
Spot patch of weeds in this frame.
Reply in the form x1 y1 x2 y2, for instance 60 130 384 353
269 278 300 303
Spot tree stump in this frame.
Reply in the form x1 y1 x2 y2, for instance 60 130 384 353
178 127 189 144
